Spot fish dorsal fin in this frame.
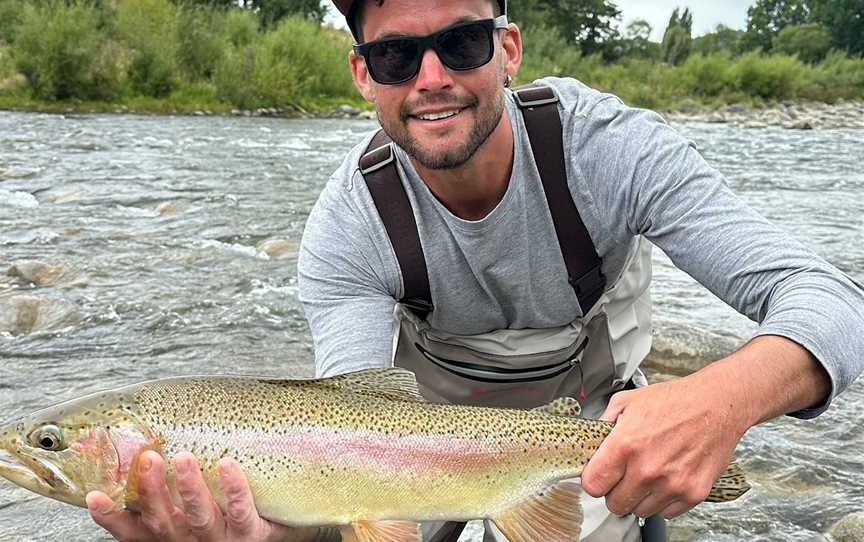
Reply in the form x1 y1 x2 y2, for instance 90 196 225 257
533 397 582 417
351 520 421 542
706 461 751 502
319 368 426 402
491 479 583 542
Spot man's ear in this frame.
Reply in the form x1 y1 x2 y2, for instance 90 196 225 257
500 23 523 83
349 51 376 103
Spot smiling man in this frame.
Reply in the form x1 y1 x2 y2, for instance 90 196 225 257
83 0 864 541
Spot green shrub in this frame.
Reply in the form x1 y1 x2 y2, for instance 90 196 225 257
214 17 354 109
731 51 804 100
681 52 734 97
113 0 179 97
12 1 121 100
0 0 23 44
220 8 258 49
802 50 864 101
774 23 833 65
176 6 226 81
518 24 583 83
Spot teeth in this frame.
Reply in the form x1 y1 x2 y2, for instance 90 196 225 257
418 110 460 121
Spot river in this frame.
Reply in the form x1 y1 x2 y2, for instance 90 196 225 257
0 110 861 541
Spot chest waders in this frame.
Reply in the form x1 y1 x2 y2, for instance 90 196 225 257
357 85 662 542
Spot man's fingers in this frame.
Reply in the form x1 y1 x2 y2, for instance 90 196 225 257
581 431 626 498
86 492 146 542
218 458 258 535
599 390 630 423
661 500 692 520
135 450 187 538
174 452 222 537
603 477 649 516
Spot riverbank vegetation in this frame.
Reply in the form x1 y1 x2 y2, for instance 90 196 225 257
0 0 862 115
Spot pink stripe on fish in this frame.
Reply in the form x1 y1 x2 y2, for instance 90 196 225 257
164 424 511 474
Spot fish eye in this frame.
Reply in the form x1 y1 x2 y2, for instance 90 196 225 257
30 425 66 451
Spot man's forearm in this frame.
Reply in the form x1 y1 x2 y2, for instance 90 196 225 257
702 334 831 430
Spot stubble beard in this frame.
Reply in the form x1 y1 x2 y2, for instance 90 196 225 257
378 88 506 171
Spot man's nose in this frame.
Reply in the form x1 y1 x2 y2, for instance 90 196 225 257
413 47 454 90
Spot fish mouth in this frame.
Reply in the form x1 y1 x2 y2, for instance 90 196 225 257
0 446 79 497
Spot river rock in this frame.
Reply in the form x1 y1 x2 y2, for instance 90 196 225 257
156 201 177 214
336 104 362 117
828 512 864 542
7 260 65 286
257 239 299 260
0 295 80 336
787 119 815 130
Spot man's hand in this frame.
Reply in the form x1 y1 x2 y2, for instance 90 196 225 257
86 450 320 542
581 335 831 520
580 368 747 519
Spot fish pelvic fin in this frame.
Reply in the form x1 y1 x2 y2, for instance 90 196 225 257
706 461 750 503
533 397 582 418
350 520 421 542
491 479 582 542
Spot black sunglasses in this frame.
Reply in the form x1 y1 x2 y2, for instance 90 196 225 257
354 15 509 85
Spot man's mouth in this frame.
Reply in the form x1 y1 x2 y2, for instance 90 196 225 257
414 108 464 121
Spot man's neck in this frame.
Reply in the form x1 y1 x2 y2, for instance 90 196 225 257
410 109 514 221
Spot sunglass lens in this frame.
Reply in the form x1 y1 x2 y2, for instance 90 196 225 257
437 23 493 70
368 38 421 84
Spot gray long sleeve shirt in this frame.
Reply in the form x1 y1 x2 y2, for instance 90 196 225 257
298 76 864 418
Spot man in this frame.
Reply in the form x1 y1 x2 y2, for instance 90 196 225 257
85 0 864 541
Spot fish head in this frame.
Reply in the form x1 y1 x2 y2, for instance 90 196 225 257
0 391 152 508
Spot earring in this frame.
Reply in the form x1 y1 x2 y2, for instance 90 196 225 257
504 74 513 88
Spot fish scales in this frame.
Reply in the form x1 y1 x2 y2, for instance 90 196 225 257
0 368 750 541
133 377 607 524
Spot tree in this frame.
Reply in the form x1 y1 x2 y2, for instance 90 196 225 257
773 22 833 63
692 24 746 56
617 18 659 59
508 0 622 57
660 7 692 65
742 0 811 52
809 0 864 56
250 0 327 27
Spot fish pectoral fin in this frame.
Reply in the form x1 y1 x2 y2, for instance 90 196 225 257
706 461 751 503
491 479 583 542
350 520 421 542
533 397 582 418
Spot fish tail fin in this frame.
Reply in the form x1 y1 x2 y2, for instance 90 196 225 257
491 479 582 542
706 462 750 503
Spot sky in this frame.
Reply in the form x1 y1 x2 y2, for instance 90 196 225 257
324 1 755 41
614 0 752 40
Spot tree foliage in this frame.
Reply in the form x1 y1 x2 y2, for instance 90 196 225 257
692 24 746 56
774 23 833 63
660 7 693 65
809 0 864 56
508 0 621 58
743 0 811 51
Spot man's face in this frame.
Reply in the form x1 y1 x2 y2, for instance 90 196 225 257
349 0 521 171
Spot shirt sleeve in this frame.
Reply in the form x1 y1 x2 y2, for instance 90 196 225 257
572 95 864 418
298 176 398 378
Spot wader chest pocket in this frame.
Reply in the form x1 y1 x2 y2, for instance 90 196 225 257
401 332 591 409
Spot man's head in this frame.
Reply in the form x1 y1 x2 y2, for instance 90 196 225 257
341 0 522 171
333 0 506 42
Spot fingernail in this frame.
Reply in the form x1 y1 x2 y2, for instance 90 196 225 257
140 456 152 473
175 458 190 476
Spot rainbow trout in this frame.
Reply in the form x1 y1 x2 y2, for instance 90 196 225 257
0 368 749 541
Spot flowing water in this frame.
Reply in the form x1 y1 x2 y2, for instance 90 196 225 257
0 110 861 541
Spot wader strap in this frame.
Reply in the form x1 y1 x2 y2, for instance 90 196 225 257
359 130 433 318
513 84 607 313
